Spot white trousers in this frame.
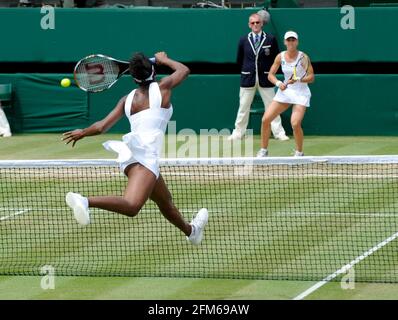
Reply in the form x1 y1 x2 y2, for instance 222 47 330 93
0 107 11 136
233 85 286 138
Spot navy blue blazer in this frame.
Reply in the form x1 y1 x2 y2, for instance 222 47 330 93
237 31 280 88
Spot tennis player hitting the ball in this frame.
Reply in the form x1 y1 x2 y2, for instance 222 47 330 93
257 31 314 157
62 52 208 245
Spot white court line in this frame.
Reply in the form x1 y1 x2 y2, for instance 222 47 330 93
163 172 398 178
3 208 394 217
277 212 397 218
0 209 31 221
0 207 65 212
0 207 212 215
293 229 398 300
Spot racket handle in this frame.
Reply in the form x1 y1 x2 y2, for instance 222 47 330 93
149 57 156 65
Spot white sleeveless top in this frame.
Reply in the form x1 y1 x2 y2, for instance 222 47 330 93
273 51 311 107
281 51 310 90
103 82 173 178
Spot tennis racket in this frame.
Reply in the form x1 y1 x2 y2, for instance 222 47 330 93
290 53 309 83
74 54 155 93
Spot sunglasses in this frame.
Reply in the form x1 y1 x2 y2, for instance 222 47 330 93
250 21 261 25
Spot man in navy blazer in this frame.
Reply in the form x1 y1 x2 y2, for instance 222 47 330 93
228 11 288 142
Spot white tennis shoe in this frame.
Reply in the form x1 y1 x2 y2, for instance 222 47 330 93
187 208 209 245
256 148 268 158
227 131 244 141
0 130 11 137
66 192 90 226
275 134 289 141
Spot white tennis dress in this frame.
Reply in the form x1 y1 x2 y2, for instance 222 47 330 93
273 51 311 107
103 82 172 179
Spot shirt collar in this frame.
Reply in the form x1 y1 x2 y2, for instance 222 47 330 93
251 31 263 38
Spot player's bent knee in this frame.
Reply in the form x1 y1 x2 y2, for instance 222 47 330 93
262 116 272 125
125 202 142 217
291 121 302 130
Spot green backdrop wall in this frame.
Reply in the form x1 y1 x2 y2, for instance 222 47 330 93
0 7 396 63
1 74 397 136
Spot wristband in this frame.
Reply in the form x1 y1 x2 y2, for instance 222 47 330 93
275 81 282 88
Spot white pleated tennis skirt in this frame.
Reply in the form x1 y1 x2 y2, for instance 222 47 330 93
274 85 311 107
103 131 162 179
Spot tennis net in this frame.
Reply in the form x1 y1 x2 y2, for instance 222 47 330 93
1 156 398 282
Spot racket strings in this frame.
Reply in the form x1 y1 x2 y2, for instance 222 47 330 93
294 55 308 80
75 56 121 92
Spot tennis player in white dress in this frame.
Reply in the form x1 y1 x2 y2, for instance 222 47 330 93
257 31 314 157
63 52 208 245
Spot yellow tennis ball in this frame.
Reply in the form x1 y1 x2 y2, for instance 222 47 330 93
61 78 71 88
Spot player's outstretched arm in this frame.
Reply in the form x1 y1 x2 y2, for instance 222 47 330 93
156 52 190 90
62 96 126 147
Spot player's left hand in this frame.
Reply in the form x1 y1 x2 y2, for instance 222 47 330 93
154 52 168 65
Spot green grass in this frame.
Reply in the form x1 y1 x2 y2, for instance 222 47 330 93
0 276 311 300
1 134 398 159
0 134 398 300
2 276 398 300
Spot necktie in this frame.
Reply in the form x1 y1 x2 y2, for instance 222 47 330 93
254 34 260 50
